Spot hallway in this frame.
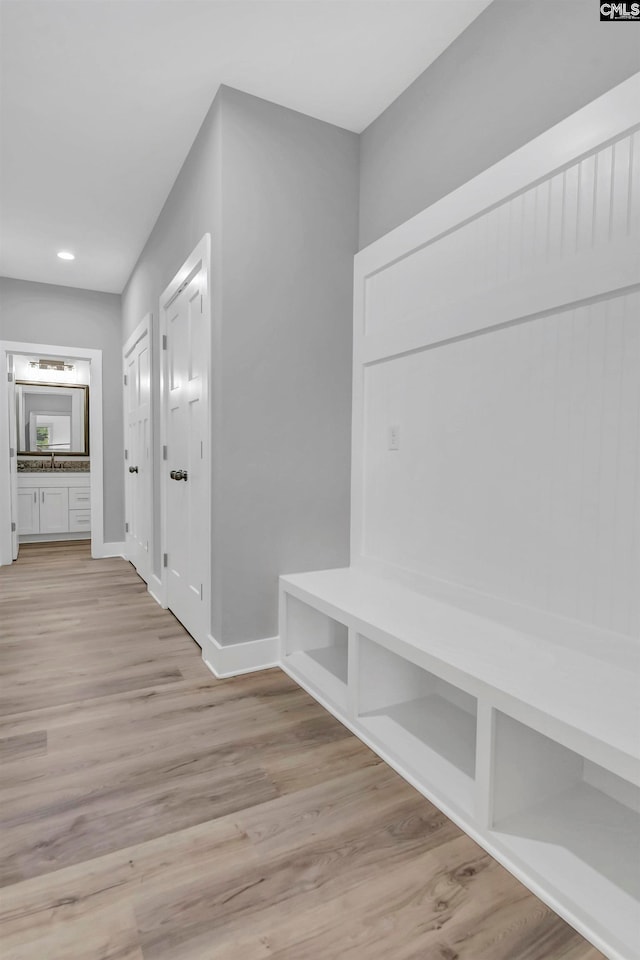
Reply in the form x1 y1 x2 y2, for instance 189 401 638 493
0 542 602 959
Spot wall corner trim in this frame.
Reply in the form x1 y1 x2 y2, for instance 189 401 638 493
95 541 126 559
202 633 279 679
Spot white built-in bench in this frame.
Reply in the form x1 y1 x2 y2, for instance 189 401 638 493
276 78 640 960
279 567 640 960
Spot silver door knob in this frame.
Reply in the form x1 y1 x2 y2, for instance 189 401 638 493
128 465 138 474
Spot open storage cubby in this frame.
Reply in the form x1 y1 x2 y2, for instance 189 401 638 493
283 593 349 711
357 635 477 815
491 711 640 960
279 567 640 959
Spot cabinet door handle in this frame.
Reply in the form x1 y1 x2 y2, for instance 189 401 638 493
34 491 37 503
41 491 44 503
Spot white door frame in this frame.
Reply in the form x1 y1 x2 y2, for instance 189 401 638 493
159 234 212 643
6 354 18 559
0 339 107 565
122 313 153 583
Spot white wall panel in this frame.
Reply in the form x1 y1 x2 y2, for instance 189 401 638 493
355 115 640 640
362 291 639 636
364 130 640 342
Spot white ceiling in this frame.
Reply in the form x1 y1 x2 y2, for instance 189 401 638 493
0 0 491 294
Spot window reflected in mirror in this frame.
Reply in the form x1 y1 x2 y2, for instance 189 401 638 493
16 381 89 455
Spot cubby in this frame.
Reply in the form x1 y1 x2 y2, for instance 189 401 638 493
282 593 349 711
357 636 477 815
490 712 640 960
279 567 640 960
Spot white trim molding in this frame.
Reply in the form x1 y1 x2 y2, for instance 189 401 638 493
202 633 280 679
147 573 166 608
96 541 126 559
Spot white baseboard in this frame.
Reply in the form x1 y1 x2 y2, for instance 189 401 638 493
19 532 91 543
148 573 166 608
202 633 279 679
94 541 126 559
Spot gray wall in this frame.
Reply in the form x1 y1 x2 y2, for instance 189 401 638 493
122 93 222 584
122 86 359 645
0 277 124 541
217 87 358 643
359 0 640 248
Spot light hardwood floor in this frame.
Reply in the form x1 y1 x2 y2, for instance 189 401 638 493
0 541 604 960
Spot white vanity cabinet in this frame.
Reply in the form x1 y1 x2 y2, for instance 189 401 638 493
39 488 70 533
17 488 40 535
17 473 91 539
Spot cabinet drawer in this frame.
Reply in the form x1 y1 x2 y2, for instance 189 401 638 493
69 488 91 509
69 509 91 531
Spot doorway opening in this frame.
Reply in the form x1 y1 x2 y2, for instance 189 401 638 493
0 340 108 565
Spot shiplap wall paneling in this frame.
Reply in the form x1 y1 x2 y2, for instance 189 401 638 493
364 128 639 345
361 290 640 636
355 123 640 639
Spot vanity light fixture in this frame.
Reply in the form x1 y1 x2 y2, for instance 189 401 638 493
57 250 75 260
29 359 75 373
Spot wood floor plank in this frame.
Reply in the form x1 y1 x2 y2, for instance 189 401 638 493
0 666 185 715
4 901 144 960
262 732 381 794
190 841 507 960
0 817 253 943
1 758 278 886
0 731 47 763
0 540 604 959
0 697 341 819
0 669 297 739
133 790 464 959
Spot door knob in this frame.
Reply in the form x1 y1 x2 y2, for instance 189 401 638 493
171 469 188 481
128 466 138 474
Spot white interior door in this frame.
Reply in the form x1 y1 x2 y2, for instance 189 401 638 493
164 267 208 644
123 323 151 583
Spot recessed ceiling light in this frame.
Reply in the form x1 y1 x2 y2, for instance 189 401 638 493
57 250 75 260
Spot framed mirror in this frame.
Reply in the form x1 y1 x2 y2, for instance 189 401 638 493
16 381 89 456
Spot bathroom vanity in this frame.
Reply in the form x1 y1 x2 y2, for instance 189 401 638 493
17 470 91 540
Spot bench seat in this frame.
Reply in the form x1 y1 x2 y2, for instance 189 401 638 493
279 566 640 960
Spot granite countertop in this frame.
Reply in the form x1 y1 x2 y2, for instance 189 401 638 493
17 460 90 472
